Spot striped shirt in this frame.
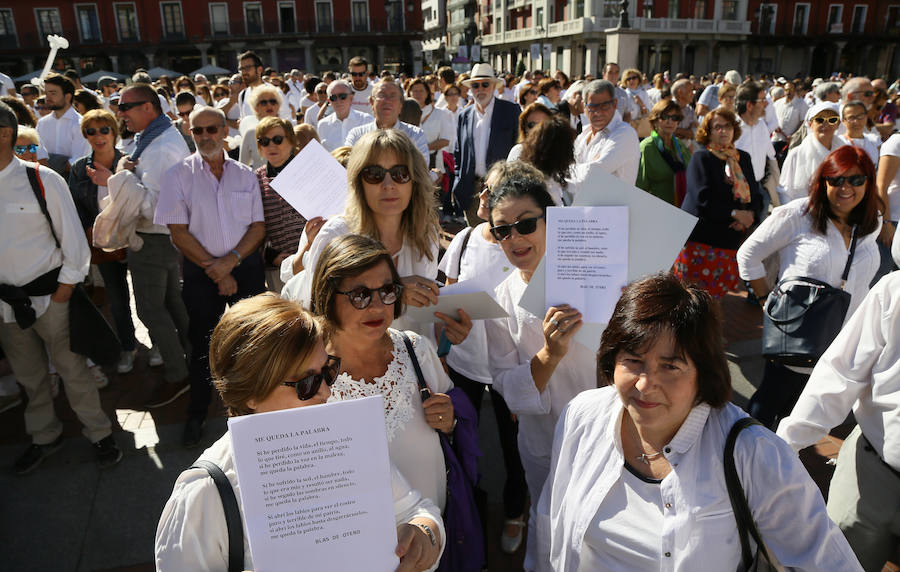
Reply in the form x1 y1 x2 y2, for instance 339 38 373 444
256 162 306 266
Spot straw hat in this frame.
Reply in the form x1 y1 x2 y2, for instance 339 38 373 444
462 63 503 87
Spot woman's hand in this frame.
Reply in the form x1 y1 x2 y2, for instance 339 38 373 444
434 309 472 345
304 216 326 246
395 522 441 572
86 163 112 187
50 283 74 303
401 276 439 307
730 209 754 231
542 305 583 360
423 392 454 433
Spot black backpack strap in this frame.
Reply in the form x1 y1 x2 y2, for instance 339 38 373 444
25 165 61 249
191 460 244 572
454 226 474 279
401 332 431 404
724 417 773 570
839 225 858 287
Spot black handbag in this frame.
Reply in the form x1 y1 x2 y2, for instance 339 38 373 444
761 227 857 367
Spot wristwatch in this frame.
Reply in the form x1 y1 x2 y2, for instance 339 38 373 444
414 523 437 546
230 249 243 266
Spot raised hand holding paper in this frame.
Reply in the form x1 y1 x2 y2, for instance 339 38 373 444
228 395 398 571
270 139 348 219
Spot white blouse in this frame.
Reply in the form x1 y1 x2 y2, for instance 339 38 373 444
419 104 456 171
535 387 862 572
327 329 451 511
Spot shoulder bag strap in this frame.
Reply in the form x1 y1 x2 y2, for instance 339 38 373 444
455 226 475 279
401 332 431 405
724 417 772 570
25 165 61 249
839 225 858 289
191 460 244 572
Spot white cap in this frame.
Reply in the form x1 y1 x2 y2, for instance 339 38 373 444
806 101 840 122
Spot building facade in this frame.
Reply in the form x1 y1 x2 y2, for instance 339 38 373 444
0 0 424 78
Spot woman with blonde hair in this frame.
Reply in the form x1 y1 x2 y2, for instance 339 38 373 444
239 84 283 169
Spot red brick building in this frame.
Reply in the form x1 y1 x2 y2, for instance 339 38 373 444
0 0 424 78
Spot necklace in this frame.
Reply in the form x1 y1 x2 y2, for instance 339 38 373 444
626 414 665 465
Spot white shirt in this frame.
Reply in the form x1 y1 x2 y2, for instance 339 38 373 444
155 432 445 571
764 93 779 133
303 101 332 128
736 198 880 320
36 106 91 166
419 104 456 171
734 117 775 182
778 134 847 204
696 83 719 111
773 97 808 140
0 159 89 323
214 98 241 138
130 124 192 234
880 133 900 221
473 97 495 177
317 108 371 152
573 114 640 184
846 136 880 170
344 120 429 163
351 82 374 116
778 272 900 472
535 387 862 572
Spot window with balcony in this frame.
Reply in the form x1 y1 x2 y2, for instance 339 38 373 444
793 3 809 35
75 4 101 42
316 1 333 32
209 3 229 35
667 0 679 18
888 6 900 35
851 5 866 34
693 0 706 19
386 0 404 32
244 3 263 34
721 0 739 20
35 8 63 40
352 1 368 31
600 1 617 18
279 2 296 32
574 0 584 18
0 9 16 49
827 5 843 33
114 3 139 41
536 7 543 28
758 4 776 34
160 2 184 38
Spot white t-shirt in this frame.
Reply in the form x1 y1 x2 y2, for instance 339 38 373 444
351 82 374 116
437 225 515 383
880 133 900 221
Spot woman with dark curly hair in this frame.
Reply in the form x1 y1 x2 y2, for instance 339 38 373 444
518 115 578 205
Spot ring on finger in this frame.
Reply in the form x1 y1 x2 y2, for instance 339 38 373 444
550 318 560 328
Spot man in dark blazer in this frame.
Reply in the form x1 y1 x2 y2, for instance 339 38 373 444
451 63 519 226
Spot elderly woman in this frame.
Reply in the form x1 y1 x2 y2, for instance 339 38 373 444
239 84 283 169
67 109 137 374
535 78 562 110
636 100 692 206
507 102 553 161
14 126 40 162
407 78 455 170
779 102 847 205
675 108 761 299
155 294 444 571
738 145 882 430
535 273 861 571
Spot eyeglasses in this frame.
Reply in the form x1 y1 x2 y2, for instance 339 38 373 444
213 91 228 98
336 283 404 310
117 100 149 112
190 125 220 135
238 64 259 72
257 99 278 107
711 122 734 132
471 81 493 89
525 90 537 96
586 100 615 113
177 83 191 89
350 72 367 77
813 116 840 125
257 135 286 146
490 215 545 241
360 164 411 184
659 114 682 122
14 144 39 155
626 76 640 82
281 355 341 400
852 90 875 98
83 126 112 136
824 174 867 187
316 90 327 96
329 92 350 102
177 111 191 118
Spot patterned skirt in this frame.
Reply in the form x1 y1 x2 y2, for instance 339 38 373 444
673 241 741 299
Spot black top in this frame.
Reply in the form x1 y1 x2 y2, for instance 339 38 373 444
68 149 124 230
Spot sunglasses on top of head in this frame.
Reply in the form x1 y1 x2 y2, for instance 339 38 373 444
281 355 342 400
190 125 220 135
490 215 545 241
360 164 411 184
257 135 286 146
336 283 404 310
84 126 112 136
824 174 867 187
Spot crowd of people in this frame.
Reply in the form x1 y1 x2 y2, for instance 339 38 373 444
1 51 900 571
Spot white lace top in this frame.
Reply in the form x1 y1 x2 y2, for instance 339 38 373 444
327 329 452 511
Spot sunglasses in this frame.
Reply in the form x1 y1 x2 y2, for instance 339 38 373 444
360 164 411 184
853 90 875 98
257 135 286 146
281 355 341 400
813 116 840 125
471 81 493 89
350 72 367 77
117 100 149 112
177 111 191 118
84 126 112 136
824 174 867 187
586 100 615 112
490 215 545 241
177 84 191 89
257 99 278 107
190 125 220 135
626 76 640 81
14 144 39 155
659 113 683 122
329 93 350 102
337 282 403 310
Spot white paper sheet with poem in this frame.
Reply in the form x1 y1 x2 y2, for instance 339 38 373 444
270 139 348 219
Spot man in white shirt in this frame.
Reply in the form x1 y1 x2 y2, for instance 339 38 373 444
36 74 91 177
573 79 640 184
772 82 808 143
348 56 374 116
344 80 429 160
237 50 293 122
735 81 777 209
602 63 635 123
0 70 14 96
777 272 900 570
672 78 699 146
0 102 120 474
303 80 332 128
317 79 370 151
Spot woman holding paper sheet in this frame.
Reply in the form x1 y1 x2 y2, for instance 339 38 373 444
482 167 595 570
155 294 444 572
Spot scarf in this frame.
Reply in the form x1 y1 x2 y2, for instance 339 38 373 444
706 143 751 204
130 113 172 162
651 130 688 206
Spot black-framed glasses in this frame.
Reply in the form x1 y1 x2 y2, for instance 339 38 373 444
329 93 350 102
659 113 682 122
586 100 615 113
813 116 840 125
336 282 404 310
360 164 411 184
14 144 38 155
626 76 640 82
84 126 112 136
190 125 220 135
257 135 285 146
257 98 278 107
350 72 367 77
471 81 493 89
281 355 341 400
117 100 149 112
490 215 545 241
824 174 867 187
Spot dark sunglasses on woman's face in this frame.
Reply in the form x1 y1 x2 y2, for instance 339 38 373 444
257 135 285 146
14 144 39 155
659 114 683 122
84 126 112 136
329 92 350 102
490 215 545 241
336 283 404 310
360 164 412 184
258 98 278 107
190 125 220 135
813 116 840 125
824 174 867 187
281 355 341 400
